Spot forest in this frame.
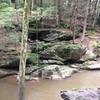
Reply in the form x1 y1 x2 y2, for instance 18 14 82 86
0 0 100 100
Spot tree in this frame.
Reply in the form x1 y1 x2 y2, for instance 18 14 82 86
92 0 99 28
81 0 90 41
68 0 78 43
57 0 62 25
19 0 30 100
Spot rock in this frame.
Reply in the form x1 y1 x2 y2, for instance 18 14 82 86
42 60 63 65
0 48 19 68
51 74 62 80
28 29 78 42
81 50 96 61
0 27 20 69
70 64 81 69
42 65 78 80
56 44 86 61
40 44 86 62
84 63 100 70
16 75 39 81
0 69 17 78
61 88 100 100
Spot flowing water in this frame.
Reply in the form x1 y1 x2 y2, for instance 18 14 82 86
0 71 100 100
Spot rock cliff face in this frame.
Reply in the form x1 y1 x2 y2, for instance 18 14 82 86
0 27 20 68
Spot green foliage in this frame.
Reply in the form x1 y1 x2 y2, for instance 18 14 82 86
32 42 52 53
0 3 15 27
0 0 11 5
32 6 57 17
28 53 45 68
0 3 9 9
28 53 39 64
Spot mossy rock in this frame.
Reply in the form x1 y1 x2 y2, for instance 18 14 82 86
56 44 86 61
40 43 86 62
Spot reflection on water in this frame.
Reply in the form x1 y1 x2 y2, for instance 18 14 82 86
0 71 100 100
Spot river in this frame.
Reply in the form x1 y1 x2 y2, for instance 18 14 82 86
0 71 100 100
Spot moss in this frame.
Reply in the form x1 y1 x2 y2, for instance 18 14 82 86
32 42 52 53
63 44 82 50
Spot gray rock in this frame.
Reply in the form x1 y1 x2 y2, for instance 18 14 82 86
40 44 86 62
81 50 96 61
84 63 100 70
61 88 100 100
42 65 78 80
0 69 17 78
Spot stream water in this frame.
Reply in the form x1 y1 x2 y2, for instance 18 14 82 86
0 71 100 100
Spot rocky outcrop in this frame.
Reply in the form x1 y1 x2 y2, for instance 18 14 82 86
28 29 79 42
0 48 19 68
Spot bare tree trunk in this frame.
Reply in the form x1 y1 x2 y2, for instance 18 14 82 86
81 0 90 41
72 0 78 44
92 0 99 28
19 0 30 100
69 0 78 43
57 0 62 26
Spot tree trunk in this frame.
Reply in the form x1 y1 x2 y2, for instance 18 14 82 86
92 0 99 28
57 0 62 26
69 0 78 43
81 0 90 41
9 0 12 6
19 0 30 100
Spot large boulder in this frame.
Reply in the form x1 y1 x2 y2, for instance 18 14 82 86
61 89 100 100
56 44 86 61
42 65 78 80
81 50 96 61
40 44 86 62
